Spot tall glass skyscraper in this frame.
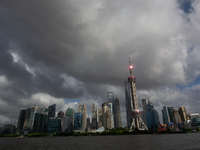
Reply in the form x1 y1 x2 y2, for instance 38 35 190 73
65 107 75 117
125 80 133 129
27 105 40 133
23 108 31 128
142 99 150 126
167 106 174 123
114 96 122 128
145 103 159 130
48 104 56 120
162 106 169 124
16 109 26 134
74 113 82 130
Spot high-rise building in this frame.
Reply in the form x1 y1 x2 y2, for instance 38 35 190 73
78 103 87 132
145 103 159 130
179 107 187 122
107 92 114 105
16 109 26 134
1 124 16 135
74 113 82 130
125 80 133 129
27 105 40 133
162 106 169 124
142 99 150 126
33 112 48 133
96 106 99 129
57 111 64 131
48 104 56 120
98 102 113 129
57 111 64 119
114 96 122 128
62 117 68 132
64 107 75 132
65 107 75 117
23 108 31 128
46 117 61 134
189 113 200 120
167 107 174 122
91 104 98 129
172 109 182 127
107 103 114 128
86 117 90 132
98 107 103 128
107 92 115 127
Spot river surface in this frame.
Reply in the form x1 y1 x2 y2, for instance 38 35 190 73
0 133 200 150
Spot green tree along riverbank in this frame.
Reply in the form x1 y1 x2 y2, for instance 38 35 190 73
1 127 197 138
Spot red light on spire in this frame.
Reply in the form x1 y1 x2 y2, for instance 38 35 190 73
129 65 133 69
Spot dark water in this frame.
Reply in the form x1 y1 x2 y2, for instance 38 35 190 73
0 133 200 150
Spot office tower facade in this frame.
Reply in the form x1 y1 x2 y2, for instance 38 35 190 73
189 113 200 120
162 106 169 124
145 103 159 130
96 106 99 128
172 109 182 127
86 117 90 132
58 111 64 131
46 117 61 134
98 107 103 128
23 108 31 128
91 104 98 129
127 58 147 130
142 98 150 126
65 107 75 117
98 102 113 129
78 103 87 132
1 124 16 135
167 107 174 122
27 105 40 133
48 104 56 120
16 109 26 134
57 111 64 119
62 117 68 132
33 112 48 133
64 107 75 132
107 92 114 105
125 80 133 129
114 96 122 128
107 92 115 127
179 107 187 122
107 103 114 128
74 113 82 130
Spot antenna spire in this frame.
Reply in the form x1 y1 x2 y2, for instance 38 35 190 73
128 56 133 75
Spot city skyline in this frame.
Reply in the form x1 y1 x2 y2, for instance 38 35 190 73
0 0 200 128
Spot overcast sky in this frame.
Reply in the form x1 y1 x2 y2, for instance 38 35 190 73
0 0 200 127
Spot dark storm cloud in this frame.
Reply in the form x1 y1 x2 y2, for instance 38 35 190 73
0 0 200 126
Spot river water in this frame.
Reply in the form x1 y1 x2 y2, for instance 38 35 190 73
0 133 200 150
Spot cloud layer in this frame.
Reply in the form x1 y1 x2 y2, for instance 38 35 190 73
0 0 200 126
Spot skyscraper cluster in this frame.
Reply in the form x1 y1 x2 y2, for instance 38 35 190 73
12 92 122 135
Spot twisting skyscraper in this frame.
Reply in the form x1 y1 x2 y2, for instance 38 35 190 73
128 57 148 130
